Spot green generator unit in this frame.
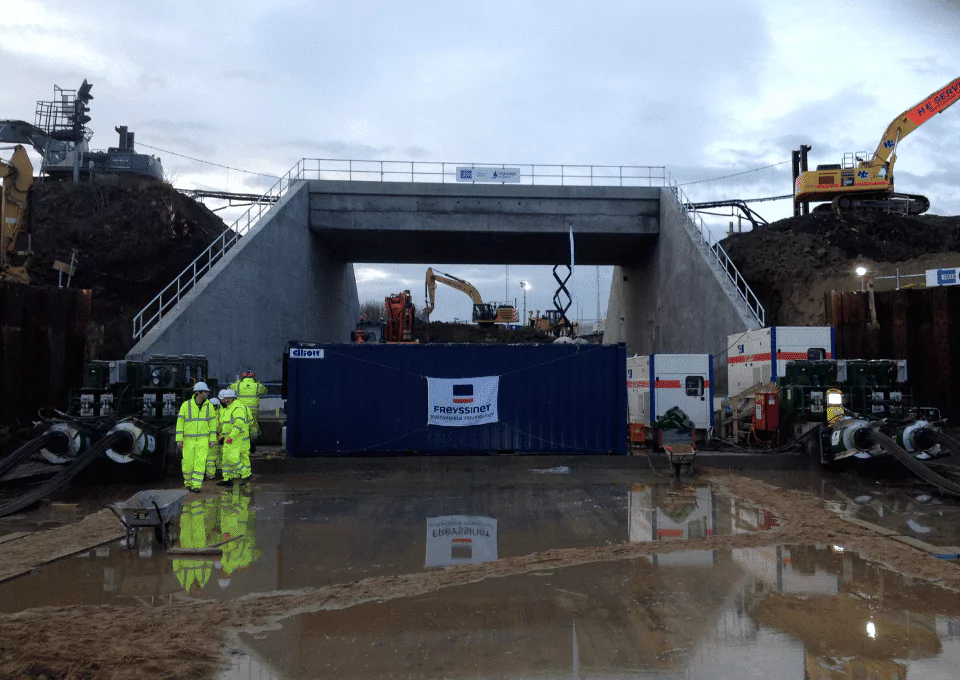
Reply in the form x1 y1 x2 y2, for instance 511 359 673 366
73 354 217 426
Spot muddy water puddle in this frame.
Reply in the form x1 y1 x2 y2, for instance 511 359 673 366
0 476 775 611
744 469 960 546
222 545 960 679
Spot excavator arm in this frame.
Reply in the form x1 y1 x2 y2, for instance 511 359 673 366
796 76 959 215
870 77 960 167
423 267 484 321
1 144 34 284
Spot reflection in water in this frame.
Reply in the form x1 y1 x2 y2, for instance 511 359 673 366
171 487 262 597
222 541 960 680
628 483 716 542
171 500 212 595
629 483 719 566
425 515 498 567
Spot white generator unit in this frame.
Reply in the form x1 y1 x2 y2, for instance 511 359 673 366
626 354 714 444
726 326 835 397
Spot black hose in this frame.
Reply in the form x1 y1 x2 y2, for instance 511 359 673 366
861 429 960 498
915 428 960 457
0 432 59 479
710 425 815 454
0 431 132 518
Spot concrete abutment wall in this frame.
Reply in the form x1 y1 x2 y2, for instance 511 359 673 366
127 182 359 382
603 188 760 394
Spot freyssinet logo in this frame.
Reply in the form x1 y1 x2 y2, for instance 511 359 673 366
453 384 474 404
427 376 499 427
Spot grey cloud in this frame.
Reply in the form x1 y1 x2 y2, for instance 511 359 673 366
405 146 430 159
220 69 272 82
138 119 220 133
136 73 169 89
277 139 394 158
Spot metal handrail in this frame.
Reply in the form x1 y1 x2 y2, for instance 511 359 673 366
668 177 765 327
293 159 666 186
132 159 304 341
132 158 669 342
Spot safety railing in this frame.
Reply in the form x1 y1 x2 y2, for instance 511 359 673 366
132 158 668 342
293 159 667 187
132 159 306 341
668 177 765 327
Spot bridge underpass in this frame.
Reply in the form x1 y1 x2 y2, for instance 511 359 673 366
128 164 761 386
309 181 658 265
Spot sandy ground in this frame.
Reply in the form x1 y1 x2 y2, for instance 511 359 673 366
0 510 125 583
2 469 960 679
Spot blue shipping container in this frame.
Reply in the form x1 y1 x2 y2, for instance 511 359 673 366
284 342 627 455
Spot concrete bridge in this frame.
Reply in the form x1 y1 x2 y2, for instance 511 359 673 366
128 160 762 387
308 181 658 264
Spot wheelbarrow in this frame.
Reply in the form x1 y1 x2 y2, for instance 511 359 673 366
653 406 698 477
106 489 190 549
663 443 697 477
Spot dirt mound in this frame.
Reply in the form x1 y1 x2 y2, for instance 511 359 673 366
722 211 960 324
417 322 555 344
26 180 227 358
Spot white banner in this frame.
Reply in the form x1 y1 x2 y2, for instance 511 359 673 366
456 166 521 183
926 267 959 287
425 515 498 566
427 376 499 427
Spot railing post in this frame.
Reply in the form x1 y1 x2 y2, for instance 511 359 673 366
349 159 352 181
619 166 623 186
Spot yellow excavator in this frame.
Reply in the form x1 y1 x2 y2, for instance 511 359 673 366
1 144 34 284
795 76 960 215
423 268 518 325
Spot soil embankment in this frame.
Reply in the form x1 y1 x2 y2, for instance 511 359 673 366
722 211 960 324
26 180 227 359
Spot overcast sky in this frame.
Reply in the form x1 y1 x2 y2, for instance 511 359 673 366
2 0 958 323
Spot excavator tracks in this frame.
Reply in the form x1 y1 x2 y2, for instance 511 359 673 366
831 192 930 217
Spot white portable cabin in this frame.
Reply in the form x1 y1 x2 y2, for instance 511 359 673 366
726 326 835 397
626 354 714 437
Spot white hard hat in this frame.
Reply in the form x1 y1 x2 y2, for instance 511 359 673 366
217 389 229 400
222 388 238 399
209 398 221 407
218 578 231 589
193 381 210 393
213 560 223 570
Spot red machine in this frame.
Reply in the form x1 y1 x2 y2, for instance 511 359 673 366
384 290 415 343
753 391 780 433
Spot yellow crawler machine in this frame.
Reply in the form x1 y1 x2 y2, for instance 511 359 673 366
0 144 34 284
423 267 518 325
795 76 960 215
